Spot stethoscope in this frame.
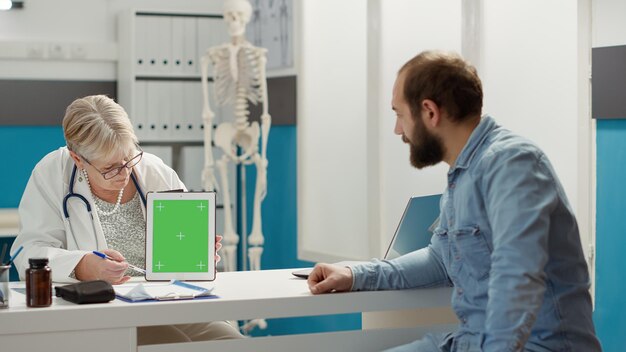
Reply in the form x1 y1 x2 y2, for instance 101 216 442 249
62 165 146 247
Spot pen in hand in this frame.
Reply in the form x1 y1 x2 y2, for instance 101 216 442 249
92 250 146 275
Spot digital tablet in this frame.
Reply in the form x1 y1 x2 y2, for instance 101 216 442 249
145 191 216 281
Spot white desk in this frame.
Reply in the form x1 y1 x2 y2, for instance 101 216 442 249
0 269 456 352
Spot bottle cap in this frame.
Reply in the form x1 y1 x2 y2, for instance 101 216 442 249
28 258 49 266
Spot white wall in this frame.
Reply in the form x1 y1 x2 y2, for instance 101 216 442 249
377 0 461 255
297 0 369 261
298 0 588 262
481 0 579 209
297 0 461 261
478 0 593 265
592 0 626 47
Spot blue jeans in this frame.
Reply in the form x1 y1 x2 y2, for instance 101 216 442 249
383 332 492 352
384 333 452 352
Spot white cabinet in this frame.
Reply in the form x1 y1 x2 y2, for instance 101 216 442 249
118 10 230 143
117 9 236 241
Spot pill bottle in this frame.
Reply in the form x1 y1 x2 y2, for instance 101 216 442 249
25 258 52 307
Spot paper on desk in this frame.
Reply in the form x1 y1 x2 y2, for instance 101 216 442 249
114 280 215 302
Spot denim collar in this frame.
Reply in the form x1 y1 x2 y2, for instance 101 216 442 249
448 115 497 174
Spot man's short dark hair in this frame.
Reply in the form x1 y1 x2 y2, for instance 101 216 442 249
399 51 483 122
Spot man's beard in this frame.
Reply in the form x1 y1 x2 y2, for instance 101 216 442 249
405 118 445 169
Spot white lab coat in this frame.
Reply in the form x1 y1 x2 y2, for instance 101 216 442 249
11 147 186 282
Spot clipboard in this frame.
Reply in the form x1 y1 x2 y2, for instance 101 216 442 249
114 280 218 303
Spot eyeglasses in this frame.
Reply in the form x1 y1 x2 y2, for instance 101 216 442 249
81 150 144 180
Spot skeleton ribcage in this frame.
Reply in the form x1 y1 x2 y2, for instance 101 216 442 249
211 46 264 107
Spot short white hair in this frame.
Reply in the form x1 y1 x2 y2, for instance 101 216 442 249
62 95 138 162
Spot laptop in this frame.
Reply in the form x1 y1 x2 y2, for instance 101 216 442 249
292 194 441 278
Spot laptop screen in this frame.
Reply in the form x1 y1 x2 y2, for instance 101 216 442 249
291 193 442 279
384 194 441 260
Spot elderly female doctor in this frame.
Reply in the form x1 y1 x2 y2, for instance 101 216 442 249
11 95 242 344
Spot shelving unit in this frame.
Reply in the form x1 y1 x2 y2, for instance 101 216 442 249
117 9 236 238
118 9 234 143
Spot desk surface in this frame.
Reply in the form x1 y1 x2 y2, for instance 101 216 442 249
0 268 453 336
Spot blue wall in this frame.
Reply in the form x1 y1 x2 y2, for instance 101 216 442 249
0 126 66 208
594 119 626 352
0 126 66 280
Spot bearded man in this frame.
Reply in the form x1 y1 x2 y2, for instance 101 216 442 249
307 51 601 352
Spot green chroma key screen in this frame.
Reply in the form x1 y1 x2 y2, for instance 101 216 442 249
152 200 210 272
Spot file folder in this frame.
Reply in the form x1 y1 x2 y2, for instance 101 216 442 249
114 280 217 302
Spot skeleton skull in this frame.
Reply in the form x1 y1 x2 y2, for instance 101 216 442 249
223 0 253 38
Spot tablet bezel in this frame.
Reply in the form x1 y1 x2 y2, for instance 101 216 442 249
145 191 216 281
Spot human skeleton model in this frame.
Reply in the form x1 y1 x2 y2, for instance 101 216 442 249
200 0 270 273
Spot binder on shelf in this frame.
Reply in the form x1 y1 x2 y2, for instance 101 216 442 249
171 17 186 75
183 17 198 75
145 81 160 141
141 15 161 75
134 14 150 74
120 11 229 144
157 16 173 74
180 81 192 142
133 81 148 141
193 81 206 142
182 81 202 142
170 81 185 141
157 81 172 141
196 18 213 66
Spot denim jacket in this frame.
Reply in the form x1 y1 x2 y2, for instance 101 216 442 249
351 116 601 352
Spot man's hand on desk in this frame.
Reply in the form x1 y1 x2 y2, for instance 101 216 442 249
307 263 353 294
